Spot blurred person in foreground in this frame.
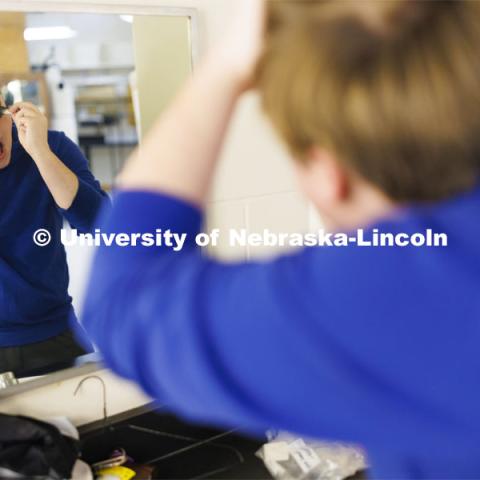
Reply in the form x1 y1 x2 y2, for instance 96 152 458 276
81 1 480 477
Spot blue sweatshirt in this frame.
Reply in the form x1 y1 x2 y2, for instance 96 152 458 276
82 186 480 479
0 127 107 346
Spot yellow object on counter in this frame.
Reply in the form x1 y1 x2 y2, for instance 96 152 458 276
96 466 136 480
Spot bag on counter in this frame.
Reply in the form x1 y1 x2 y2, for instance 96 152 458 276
0 413 80 479
257 432 367 480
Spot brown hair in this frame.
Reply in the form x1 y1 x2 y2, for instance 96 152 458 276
256 0 480 202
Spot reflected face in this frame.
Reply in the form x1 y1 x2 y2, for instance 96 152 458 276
0 97 13 170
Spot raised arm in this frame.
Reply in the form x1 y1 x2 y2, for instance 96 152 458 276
11 102 80 210
11 102 108 232
116 0 265 206
51 132 109 232
82 190 416 447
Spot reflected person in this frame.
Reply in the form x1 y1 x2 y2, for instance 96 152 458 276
0 97 107 375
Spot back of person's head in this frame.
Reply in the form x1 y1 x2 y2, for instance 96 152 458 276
256 0 480 204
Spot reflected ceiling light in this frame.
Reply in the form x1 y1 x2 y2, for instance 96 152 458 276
24 26 77 41
120 15 133 23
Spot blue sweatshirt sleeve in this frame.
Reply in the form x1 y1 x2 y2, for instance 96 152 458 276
81 191 453 451
50 131 109 233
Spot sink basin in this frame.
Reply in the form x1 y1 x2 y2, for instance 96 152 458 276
79 406 271 479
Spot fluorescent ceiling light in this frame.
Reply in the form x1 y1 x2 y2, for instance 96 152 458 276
24 26 77 41
120 15 133 23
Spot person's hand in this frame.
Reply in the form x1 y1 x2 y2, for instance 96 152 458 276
211 0 266 92
10 102 50 159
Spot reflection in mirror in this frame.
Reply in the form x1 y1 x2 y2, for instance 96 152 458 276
0 73 50 118
0 11 194 382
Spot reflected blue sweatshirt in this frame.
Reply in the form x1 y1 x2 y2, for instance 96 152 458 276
0 127 107 346
82 186 480 479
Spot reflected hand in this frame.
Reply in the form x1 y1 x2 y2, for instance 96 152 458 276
10 102 50 159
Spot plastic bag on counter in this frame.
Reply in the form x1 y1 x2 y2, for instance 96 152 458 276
256 432 367 480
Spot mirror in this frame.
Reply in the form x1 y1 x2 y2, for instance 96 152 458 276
0 9 195 384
